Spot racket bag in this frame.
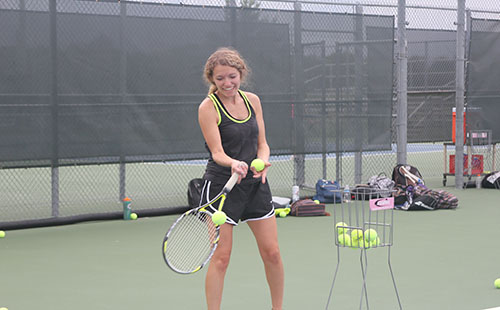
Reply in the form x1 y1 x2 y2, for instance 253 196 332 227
392 164 424 187
290 199 328 216
187 178 204 208
481 171 500 189
397 185 458 211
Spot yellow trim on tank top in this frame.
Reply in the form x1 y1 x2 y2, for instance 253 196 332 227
209 93 223 126
208 90 252 125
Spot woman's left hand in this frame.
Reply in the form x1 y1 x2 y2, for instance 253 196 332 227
251 161 271 184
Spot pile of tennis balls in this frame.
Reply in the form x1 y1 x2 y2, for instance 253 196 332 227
335 222 381 249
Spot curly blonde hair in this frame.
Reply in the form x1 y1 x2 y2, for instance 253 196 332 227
203 47 250 95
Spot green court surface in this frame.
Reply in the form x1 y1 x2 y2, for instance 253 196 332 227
0 187 499 310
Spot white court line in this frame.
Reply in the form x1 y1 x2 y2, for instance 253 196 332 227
483 307 500 310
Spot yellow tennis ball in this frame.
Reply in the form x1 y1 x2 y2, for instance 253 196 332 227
313 199 320 204
130 213 138 220
350 238 359 249
351 229 363 241
338 233 351 247
279 211 287 218
211 211 227 225
355 238 372 249
0 307 8 310
0 231 5 238
364 229 378 242
250 158 266 172
335 222 349 235
370 237 381 248
495 278 500 289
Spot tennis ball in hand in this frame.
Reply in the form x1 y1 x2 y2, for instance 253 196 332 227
313 200 320 204
335 222 349 235
250 158 266 172
130 213 138 220
211 211 227 225
364 229 378 242
0 230 5 238
338 233 351 247
495 278 500 289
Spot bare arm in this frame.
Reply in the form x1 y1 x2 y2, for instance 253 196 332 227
245 92 271 183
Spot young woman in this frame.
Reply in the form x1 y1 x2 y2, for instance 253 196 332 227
198 47 284 310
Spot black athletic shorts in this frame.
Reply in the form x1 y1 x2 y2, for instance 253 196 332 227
199 179 274 226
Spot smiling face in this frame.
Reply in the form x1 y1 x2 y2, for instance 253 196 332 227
204 48 249 95
212 64 241 98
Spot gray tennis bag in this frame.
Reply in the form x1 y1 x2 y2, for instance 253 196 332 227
367 173 395 197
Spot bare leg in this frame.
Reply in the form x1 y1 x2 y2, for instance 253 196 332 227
206 224 234 310
247 216 284 310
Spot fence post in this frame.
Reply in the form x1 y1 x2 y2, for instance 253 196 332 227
227 0 237 47
335 45 342 184
293 0 305 187
455 0 466 189
396 0 408 166
321 40 327 179
354 4 364 184
49 0 59 217
119 1 128 202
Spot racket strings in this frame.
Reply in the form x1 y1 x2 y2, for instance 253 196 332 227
165 211 218 272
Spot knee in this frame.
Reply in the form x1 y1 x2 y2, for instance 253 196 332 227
211 252 231 271
262 247 282 265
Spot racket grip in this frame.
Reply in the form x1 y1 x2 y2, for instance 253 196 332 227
224 172 239 192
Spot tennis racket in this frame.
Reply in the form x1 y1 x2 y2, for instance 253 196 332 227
162 172 239 274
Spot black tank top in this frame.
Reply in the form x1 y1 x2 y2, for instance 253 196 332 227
203 90 259 184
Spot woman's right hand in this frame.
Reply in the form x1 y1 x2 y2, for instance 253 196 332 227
231 160 248 183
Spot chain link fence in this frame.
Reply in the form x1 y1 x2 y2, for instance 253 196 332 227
1 0 499 229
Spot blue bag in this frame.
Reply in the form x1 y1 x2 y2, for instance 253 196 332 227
313 179 342 203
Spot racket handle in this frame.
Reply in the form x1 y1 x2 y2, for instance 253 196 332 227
224 172 239 193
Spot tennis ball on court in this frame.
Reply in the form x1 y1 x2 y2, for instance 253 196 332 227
495 278 500 289
335 222 349 235
338 233 351 247
364 229 378 242
351 229 363 241
250 158 266 172
212 211 227 225
0 230 5 238
130 213 138 220
314 200 320 204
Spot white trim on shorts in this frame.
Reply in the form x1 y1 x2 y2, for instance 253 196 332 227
241 208 275 224
200 179 275 226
